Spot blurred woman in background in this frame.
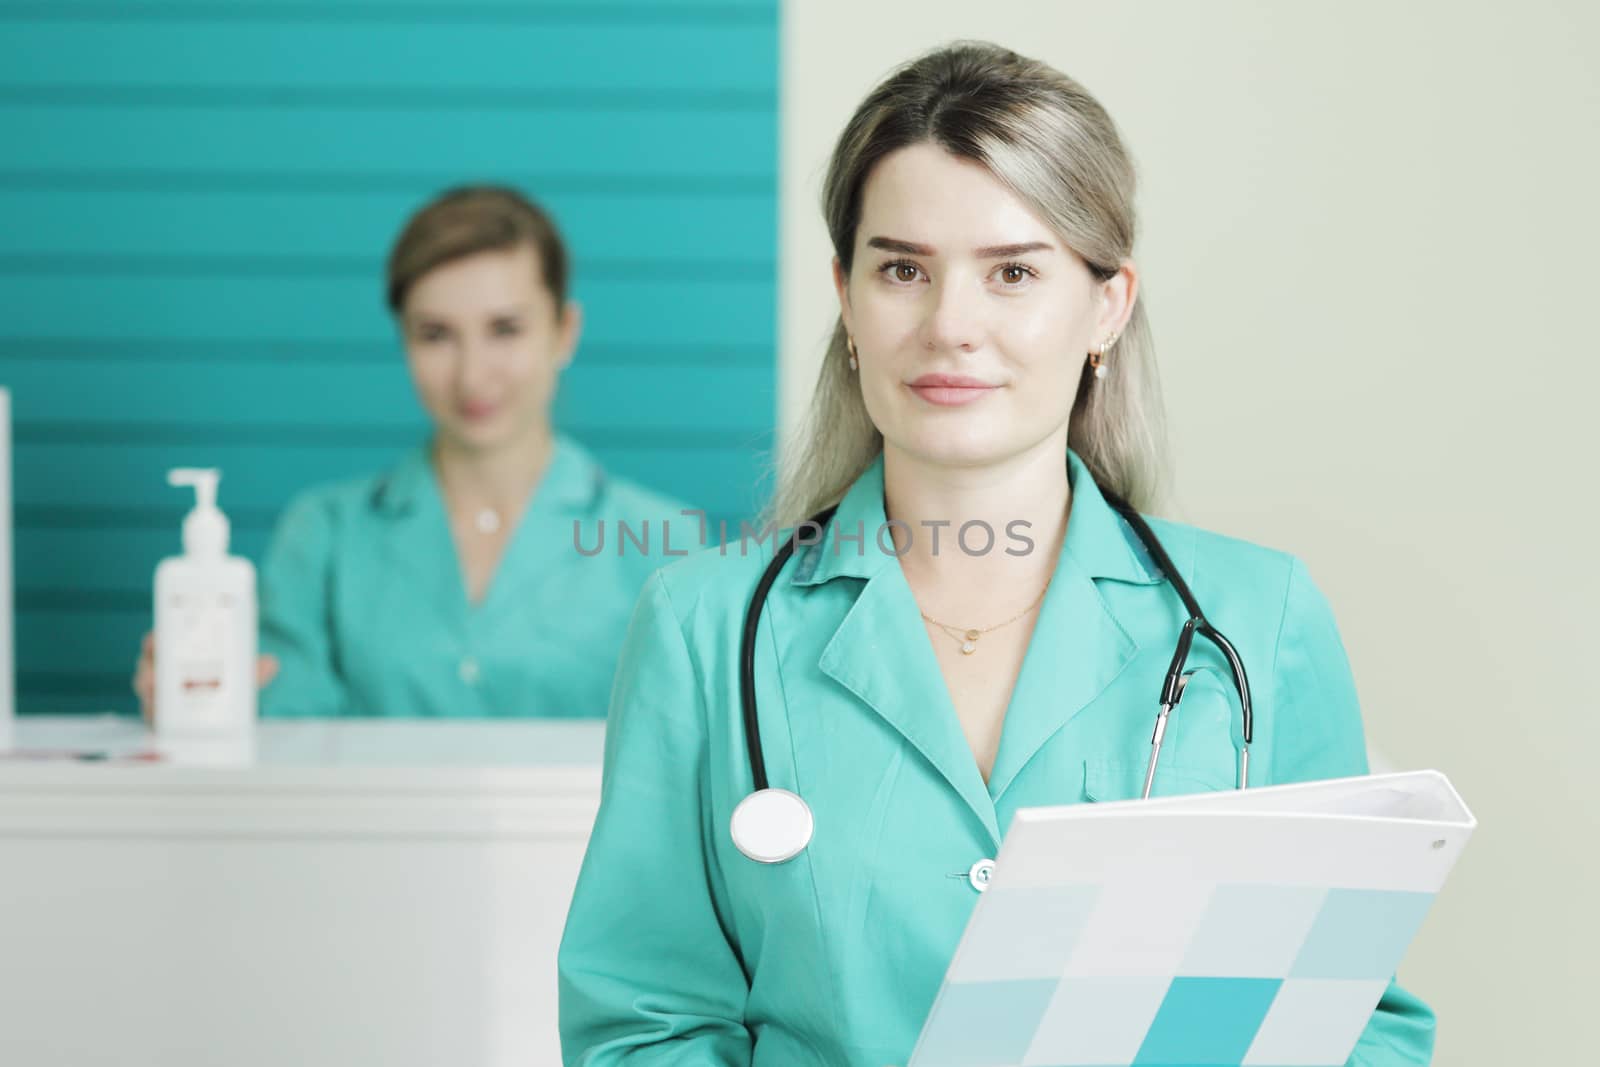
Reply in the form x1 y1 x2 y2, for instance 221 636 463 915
136 185 688 717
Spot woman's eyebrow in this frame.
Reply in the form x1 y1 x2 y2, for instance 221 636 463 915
973 241 1055 258
866 236 934 255
864 236 1056 258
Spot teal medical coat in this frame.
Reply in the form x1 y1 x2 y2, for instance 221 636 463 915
558 448 1434 1065
257 434 689 717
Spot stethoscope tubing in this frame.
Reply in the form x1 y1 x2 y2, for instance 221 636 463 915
1098 489 1253 749
740 503 839 793
736 480 1254 845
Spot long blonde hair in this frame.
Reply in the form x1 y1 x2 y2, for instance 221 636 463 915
768 41 1169 527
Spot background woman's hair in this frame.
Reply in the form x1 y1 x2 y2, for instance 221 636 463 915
767 40 1169 527
385 184 570 314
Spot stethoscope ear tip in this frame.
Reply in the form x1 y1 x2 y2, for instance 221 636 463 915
731 788 814 864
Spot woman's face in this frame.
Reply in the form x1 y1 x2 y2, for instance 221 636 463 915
399 244 579 455
835 142 1134 471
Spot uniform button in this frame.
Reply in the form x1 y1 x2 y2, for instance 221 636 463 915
459 656 480 686
968 858 995 893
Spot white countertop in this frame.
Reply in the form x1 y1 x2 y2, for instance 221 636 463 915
0 714 608 835
4 712 605 767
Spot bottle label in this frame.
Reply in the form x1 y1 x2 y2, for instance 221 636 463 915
170 591 236 721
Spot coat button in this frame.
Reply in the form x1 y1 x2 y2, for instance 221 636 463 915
968 859 995 893
459 656 480 685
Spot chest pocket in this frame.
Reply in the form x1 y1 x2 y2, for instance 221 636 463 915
1084 667 1242 802
1083 757 1236 802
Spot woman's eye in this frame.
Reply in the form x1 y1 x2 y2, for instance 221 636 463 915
878 259 923 284
491 321 522 338
996 263 1036 286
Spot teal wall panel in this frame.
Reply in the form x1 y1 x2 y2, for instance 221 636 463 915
0 0 780 713
0 23 776 93
0 189 772 261
0 276 774 345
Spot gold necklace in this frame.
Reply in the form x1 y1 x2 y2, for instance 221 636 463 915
919 578 1052 655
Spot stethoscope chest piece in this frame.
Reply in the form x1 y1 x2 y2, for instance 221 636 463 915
730 788 814 864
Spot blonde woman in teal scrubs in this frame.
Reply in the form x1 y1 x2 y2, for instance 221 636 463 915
136 186 687 717
557 44 1434 1065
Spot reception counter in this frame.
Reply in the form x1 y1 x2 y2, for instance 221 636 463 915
0 715 605 1067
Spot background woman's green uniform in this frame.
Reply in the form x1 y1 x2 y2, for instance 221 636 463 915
258 433 689 717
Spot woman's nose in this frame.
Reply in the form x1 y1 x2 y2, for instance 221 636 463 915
917 276 983 353
454 340 498 394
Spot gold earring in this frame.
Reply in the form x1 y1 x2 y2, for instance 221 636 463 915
847 336 859 371
1089 333 1117 380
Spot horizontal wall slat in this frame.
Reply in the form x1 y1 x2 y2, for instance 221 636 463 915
10 605 441 685
0 188 773 261
0 171 771 195
0 24 774 93
0 339 769 367
0 87 773 110
19 506 283 530
11 425 752 448
0 275 775 346
1 360 774 434
17 528 270 593
18 608 150 679
10 439 767 514
0 106 774 176
16 675 133 715
0 254 770 281
0 2 775 24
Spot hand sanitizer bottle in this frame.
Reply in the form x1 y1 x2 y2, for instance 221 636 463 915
154 468 257 736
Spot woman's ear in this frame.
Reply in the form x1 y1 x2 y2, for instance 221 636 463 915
1096 261 1139 340
832 256 854 337
556 300 583 369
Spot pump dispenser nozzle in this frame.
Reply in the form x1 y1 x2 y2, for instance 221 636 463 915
168 467 230 556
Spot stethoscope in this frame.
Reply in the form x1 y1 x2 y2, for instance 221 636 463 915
729 484 1254 867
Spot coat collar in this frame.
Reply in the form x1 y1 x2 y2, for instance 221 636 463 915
365 433 608 617
791 448 1162 588
370 432 604 519
803 448 1165 847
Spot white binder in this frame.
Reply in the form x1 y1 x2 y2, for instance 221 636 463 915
909 770 1476 1067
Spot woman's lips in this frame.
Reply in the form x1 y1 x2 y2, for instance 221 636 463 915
907 374 999 407
458 400 499 421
